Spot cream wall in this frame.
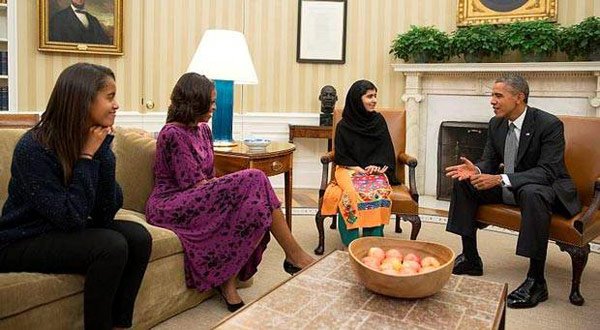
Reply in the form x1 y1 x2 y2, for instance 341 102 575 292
16 0 600 113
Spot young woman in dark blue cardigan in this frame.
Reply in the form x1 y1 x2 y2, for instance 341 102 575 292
0 63 152 329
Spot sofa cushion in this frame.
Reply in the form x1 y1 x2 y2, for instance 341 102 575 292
113 127 157 214
0 272 83 319
0 129 27 208
115 209 183 261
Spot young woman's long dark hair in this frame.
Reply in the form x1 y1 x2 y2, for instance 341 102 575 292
166 72 214 125
33 62 115 184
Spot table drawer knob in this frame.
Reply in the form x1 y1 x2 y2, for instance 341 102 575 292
271 161 283 171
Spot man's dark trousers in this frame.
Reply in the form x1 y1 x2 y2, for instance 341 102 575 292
446 179 555 261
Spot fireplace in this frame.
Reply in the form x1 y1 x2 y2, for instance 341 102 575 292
393 63 598 198
437 121 488 200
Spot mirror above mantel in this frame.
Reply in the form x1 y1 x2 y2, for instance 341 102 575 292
392 61 600 195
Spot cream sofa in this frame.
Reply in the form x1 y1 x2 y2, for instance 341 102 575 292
0 127 224 329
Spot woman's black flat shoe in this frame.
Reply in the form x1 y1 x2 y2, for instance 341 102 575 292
216 287 245 312
283 260 302 275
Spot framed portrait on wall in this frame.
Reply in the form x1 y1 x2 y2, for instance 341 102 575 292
296 0 347 64
457 0 557 26
38 0 123 55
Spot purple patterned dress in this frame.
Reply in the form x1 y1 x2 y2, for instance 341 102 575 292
146 123 280 291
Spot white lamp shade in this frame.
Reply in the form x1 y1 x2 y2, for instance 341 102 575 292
187 29 258 85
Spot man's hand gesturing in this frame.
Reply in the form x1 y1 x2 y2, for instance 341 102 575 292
445 157 478 181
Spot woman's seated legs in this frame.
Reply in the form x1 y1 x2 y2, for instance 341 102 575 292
337 213 359 246
362 225 384 238
338 213 385 247
0 222 151 329
270 208 314 268
106 221 152 328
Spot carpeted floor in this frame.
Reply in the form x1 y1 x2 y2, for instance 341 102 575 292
153 214 600 330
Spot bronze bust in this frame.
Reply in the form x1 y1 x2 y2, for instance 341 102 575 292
319 85 337 126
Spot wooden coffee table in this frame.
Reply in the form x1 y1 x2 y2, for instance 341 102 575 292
215 250 507 329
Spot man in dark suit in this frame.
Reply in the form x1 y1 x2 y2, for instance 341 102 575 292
445 75 581 308
49 0 111 45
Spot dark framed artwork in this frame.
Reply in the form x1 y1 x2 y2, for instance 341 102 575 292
296 0 347 64
457 0 557 26
38 0 123 55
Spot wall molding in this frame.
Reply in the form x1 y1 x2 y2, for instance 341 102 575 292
115 112 329 189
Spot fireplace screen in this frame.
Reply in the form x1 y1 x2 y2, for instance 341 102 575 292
437 121 488 200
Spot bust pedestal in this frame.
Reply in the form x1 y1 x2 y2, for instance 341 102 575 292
319 113 333 126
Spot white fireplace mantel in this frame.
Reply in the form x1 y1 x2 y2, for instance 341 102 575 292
392 61 600 196
393 61 600 73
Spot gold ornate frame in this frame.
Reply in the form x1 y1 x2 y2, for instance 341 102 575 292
457 0 557 26
38 0 123 55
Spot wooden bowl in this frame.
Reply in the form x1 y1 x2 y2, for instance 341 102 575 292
348 237 455 298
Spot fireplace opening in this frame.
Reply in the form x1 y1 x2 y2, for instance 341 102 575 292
437 121 488 201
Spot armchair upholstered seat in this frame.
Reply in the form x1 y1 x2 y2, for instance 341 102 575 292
314 109 421 255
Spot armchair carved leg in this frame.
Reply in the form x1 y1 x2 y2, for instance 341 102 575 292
403 214 421 240
556 242 590 306
394 214 402 233
314 211 327 255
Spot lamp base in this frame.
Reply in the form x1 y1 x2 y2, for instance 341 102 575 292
213 140 238 147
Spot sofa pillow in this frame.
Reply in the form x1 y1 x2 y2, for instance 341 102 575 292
0 129 27 208
113 127 156 214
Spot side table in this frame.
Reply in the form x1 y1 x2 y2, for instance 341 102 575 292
213 142 295 230
288 124 332 151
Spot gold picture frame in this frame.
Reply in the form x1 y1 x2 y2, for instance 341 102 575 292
38 0 123 55
457 0 557 26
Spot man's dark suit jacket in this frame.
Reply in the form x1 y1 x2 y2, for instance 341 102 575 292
476 107 581 217
49 7 111 45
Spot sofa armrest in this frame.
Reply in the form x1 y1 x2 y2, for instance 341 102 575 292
575 177 600 233
398 153 419 203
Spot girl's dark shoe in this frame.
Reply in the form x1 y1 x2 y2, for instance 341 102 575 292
215 287 245 312
283 260 302 275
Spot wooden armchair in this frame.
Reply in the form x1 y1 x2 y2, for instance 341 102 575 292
314 109 421 255
475 115 600 306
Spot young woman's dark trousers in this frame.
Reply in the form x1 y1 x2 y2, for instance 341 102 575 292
0 221 152 330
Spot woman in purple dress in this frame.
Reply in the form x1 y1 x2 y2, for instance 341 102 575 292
146 73 315 312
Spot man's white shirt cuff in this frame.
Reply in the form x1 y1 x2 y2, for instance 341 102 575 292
500 174 512 187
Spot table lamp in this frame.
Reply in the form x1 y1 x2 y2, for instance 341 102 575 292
187 29 258 146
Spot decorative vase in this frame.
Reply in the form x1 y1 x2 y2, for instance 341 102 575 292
412 52 431 63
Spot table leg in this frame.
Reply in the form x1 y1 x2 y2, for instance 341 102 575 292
284 168 293 230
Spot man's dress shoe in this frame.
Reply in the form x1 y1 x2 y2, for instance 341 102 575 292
452 253 483 276
507 277 548 308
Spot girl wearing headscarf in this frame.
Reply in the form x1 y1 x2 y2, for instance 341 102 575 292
321 80 398 246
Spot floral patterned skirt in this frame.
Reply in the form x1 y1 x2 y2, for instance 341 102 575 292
321 166 392 230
